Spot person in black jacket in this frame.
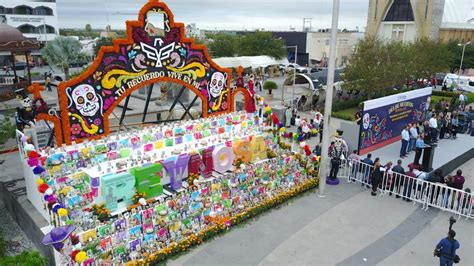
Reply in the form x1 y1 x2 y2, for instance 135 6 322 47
371 158 384 196
428 169 444 204
391 159 405 198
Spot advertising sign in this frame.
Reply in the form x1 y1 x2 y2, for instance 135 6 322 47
358 87 432 154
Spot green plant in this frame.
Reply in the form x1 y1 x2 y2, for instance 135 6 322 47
263 80 278 94
0 229 5 258
332 98 364 112
0 109 16 148
432 90 460 97
466 93 474 104
332 108 358 121
0 251 48 265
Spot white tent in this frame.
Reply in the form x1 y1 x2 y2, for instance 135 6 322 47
213 55 289 69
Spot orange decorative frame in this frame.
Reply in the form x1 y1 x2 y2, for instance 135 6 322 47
57 0 251 145
27 83 64 146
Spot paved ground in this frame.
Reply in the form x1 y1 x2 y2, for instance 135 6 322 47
170 176 473 266
0 207 36 256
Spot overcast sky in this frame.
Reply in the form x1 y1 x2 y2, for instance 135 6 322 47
57 0 369 31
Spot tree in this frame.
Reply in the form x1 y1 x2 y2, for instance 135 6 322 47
41 36 84 80
238 31 286 59
93 37 113 56
344 37 391 99
446 39 474 73
410 38 450 78
263 80 278 94
207 31 286 59
207 34 238 57
85 24 92 32
59 28 99 39
344 36 451 99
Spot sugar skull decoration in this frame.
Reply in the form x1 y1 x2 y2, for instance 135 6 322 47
68 85 102 117
208 72 228 111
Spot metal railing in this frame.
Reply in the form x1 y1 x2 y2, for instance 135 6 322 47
343 160 473 220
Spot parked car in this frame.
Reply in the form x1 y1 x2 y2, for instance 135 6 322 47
287 63 311 74
12 62 35 71
442 73 474 92
435 73 446 85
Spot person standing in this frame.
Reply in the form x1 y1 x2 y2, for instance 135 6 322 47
45 73 52 92
435 230 460 266
391 159 405 198
439 113 447 140
312 108 322 129
451 113 459 139
319 120 323 143
400 125 410 158
417 121 424 136
355 108 362 125
449 170 465 190
347 150 360 182
409 123 418 152
3 64 11 75
370 158 384 196
328 144 342 181
403 165 416 201
256 75 262 92
458 93 466 109
429 114 438 143
414 133 430 165
362 153 374 185
285 107 292 128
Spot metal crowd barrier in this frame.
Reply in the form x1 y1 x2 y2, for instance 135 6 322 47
344 160 473 220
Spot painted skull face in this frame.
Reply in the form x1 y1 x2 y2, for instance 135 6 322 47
208 72 226 98
72 84 100 117
20 97 32 108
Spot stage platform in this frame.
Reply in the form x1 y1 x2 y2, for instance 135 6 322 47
369 133 474 175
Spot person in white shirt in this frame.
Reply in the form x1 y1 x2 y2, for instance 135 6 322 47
459 93 466 109
428 113 438 143
408 123 418 152
302 122 310 139
295 116 301 127
311 109 323 129
400 124 410 158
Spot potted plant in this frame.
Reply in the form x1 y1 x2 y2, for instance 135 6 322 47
263 81 278 100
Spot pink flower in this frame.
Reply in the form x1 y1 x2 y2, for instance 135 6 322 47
94 118 102 126
71 124 81 135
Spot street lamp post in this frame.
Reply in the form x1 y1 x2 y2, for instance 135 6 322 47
318 0 340 196
41 17 47 44
457 41 471 88
282 45 298 108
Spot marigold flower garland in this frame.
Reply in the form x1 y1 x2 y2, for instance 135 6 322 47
128 177 319 265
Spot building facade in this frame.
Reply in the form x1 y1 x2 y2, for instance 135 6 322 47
438 0 473 43
306 31 364 68
366 0 445 42
367 0 473 43
0 0 59 44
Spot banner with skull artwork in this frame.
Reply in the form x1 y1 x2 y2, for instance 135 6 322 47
58 2 235 143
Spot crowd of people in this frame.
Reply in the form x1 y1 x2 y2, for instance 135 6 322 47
400 101 472 161
347 152 470 211
284 107 323 142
